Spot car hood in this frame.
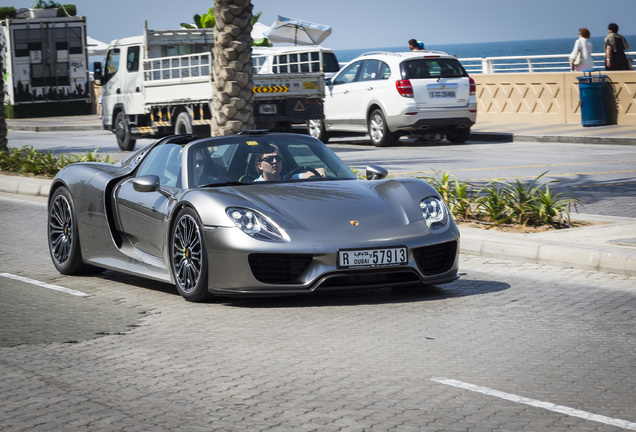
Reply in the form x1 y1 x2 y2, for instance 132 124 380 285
221 179 437 244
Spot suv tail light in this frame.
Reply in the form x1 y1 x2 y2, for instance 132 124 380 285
469 77 476 95
396 79 414 98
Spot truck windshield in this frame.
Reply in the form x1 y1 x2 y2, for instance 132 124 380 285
103 48 120 83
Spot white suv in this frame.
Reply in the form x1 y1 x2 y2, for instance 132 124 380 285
308 51 477 146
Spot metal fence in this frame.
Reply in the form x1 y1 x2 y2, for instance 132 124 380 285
459 52 635 74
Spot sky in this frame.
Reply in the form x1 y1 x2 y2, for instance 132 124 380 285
8 0 636 50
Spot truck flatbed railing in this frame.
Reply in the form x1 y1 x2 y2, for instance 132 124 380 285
252 48 327 75
144 26 214 46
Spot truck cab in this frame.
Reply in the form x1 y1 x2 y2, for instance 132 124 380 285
99 36 145 149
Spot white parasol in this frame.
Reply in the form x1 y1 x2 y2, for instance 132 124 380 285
86 36 109 56
264 16 332 46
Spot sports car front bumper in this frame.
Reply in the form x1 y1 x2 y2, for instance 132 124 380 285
203 225 460 296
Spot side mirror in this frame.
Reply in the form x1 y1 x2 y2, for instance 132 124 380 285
132 175 160 192
324 77 332 86
93 61 103 82
366 165 388 180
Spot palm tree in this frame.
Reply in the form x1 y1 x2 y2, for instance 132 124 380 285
210 0 255 136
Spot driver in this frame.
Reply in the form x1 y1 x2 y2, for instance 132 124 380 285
255 148 284 181
254 145 325 181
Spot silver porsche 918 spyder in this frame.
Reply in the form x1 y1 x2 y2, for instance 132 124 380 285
47 132 460 302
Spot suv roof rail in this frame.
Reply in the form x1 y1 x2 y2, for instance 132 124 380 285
421 50 449 55
361 50 450 57
361 51 403 57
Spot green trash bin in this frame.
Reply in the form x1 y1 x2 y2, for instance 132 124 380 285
576 69 607 127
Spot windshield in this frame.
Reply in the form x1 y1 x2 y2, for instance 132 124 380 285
186 134 358 188
322 52 341 73
401 58 468 79
102 48 120 83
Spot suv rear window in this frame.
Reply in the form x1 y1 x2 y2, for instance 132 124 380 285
401 58 467 79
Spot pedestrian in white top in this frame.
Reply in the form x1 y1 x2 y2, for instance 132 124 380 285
570 28 594 71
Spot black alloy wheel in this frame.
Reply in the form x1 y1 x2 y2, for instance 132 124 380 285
171 208 211 302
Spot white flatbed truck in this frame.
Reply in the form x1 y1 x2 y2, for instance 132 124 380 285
95 24 328 150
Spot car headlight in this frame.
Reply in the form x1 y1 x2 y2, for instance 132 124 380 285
419 197 449 230
226 207 286 241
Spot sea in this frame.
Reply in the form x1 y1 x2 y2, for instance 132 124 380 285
333 35 636 64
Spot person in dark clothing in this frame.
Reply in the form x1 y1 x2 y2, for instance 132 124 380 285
604 23 631 70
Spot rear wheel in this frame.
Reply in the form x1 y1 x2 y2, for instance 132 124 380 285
368 109 396 147
306 119 330 143
115 111 136 151
446 128 471 144
48 187 87 275
174 112 193 135
170 208 211 302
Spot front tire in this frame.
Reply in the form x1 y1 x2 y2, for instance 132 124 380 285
115 111 136 151
171 208 211 302
306 119 330 143
368 109 396 147
48 187 87 275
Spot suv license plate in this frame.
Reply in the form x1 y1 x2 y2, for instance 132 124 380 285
259 104 277 115
429 90 456 98
338 247 408 269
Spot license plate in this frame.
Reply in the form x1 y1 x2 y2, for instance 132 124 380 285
429 90 456 98
338 246 408 269
259 104 277 115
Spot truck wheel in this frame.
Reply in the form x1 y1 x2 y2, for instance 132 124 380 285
446 128 471 144
368 109 396 147
175 112 193 135
306 119 329 143
115 111 136 151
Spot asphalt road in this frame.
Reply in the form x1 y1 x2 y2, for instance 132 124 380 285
1 191 636 430
2 132 636 430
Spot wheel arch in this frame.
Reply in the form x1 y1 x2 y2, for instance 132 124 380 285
366 103 383 122
170 105 190 120
366 102 399 133
109 104 125 130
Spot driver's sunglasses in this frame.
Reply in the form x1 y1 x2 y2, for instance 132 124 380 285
262 155 283 164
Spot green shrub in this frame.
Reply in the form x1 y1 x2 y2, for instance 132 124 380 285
0 146 111 177
57 4 76 16
418 171 581 228
0 6 16 19
476 181 511 225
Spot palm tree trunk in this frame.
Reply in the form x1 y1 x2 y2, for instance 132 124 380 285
211 0 255 136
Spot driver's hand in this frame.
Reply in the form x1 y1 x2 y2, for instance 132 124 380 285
302 167 326 178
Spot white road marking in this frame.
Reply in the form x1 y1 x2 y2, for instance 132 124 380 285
432 378 636 430
0 273 90 297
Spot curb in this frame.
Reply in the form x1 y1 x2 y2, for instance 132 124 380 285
470 131 636 146
460 228 636 277
0 174 52 197
8 125 104 132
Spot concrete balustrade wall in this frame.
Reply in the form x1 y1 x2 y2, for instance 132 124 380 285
473 71 636 125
